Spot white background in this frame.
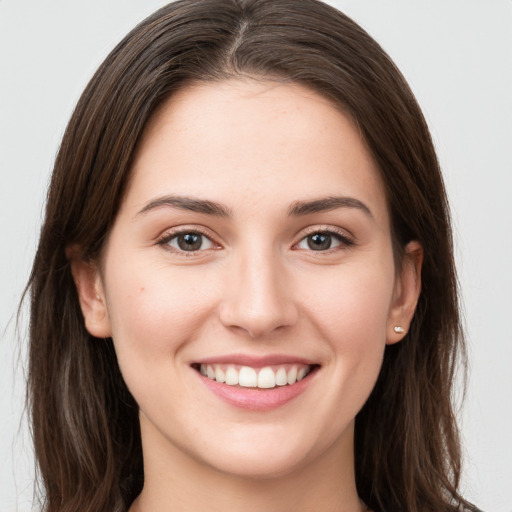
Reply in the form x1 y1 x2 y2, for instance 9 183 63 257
1 1 511 511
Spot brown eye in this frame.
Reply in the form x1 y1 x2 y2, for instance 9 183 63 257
307 233 333 251
296 230 353 252
166 232 214 252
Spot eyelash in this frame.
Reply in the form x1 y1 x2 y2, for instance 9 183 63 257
156 228 218 254
294 227 355 253
156 227 355 254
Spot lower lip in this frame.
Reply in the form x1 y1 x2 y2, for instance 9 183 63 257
196 369 317 411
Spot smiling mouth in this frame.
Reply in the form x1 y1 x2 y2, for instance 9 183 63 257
191 363 318 389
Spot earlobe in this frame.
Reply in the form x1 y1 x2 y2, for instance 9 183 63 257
66 246 112 338
386 241 423 345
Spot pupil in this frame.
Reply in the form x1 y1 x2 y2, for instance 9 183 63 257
308 233 331 251
178 233 202 251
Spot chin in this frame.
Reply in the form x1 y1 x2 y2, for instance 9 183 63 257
202 447 311 480
187 422 347 481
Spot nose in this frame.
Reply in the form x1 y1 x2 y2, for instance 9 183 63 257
218 248 299 339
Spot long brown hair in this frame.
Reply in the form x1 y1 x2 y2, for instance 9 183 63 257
27 1 478 511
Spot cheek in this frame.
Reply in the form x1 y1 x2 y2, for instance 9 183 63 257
102 257 220 377
301 259 395 344
299 259 394 399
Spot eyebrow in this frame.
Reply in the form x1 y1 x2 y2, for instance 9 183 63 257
288 196 373 218
136 194 372 219
137 195 231 218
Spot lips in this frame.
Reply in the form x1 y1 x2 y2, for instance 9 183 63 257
191 356 319 410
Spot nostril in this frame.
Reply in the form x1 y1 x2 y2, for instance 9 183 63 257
218 303 299 339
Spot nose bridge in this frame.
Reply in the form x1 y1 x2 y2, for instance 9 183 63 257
219 239 298 338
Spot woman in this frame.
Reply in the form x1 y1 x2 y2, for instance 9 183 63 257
26 0 480 511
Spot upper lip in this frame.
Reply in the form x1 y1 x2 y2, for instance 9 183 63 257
192 354 318 368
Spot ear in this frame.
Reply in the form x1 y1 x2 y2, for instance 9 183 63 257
66 245 112 338
386 240 423 345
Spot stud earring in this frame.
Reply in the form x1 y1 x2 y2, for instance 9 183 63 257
393 326 405 334
95 293 101 300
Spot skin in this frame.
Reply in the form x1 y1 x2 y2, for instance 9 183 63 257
71 80 422 512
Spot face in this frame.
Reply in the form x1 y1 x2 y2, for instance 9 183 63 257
75 80 421 480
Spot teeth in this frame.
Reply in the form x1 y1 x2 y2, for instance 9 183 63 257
239 366 257 387
215 366 225 383
257 367 275 388
287 366 297 385
225 366 239 385
275 367 288 386
200 363 312 388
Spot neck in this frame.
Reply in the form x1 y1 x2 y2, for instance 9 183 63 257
130 418 364 512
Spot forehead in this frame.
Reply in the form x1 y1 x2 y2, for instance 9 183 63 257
125 79 389 225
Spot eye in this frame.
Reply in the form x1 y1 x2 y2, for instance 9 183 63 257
296 231 352 251
160 231 215 252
